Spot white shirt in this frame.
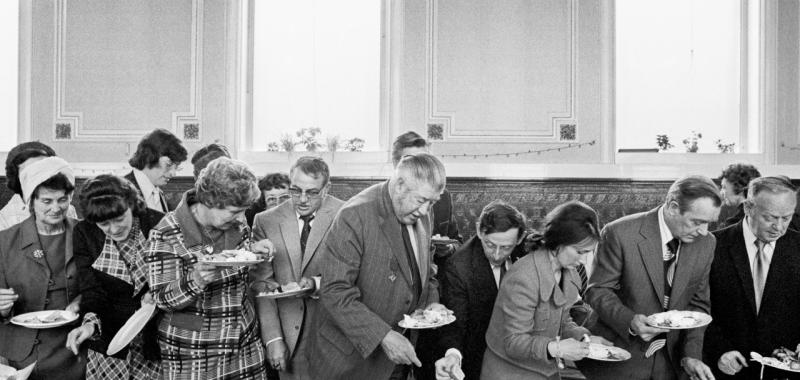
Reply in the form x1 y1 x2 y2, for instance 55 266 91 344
742 217 775 273
296 211 316 236
491 261 510 288
658 206 681 260
133 169 163 212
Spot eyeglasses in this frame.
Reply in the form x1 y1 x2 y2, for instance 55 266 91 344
288 187 323 199
265 194 291 205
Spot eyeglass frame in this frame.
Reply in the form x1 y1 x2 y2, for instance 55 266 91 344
287 184 327 200
265 194 292 205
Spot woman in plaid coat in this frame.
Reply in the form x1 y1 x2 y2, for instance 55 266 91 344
145 157 275 380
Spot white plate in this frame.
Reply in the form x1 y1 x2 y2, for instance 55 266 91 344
645 310 712 330
256 286 313 299
399 314 456 329
11 310 78 329
107 303 157 356
0 361 36 380
587 344 631 361
751 351 800 373
201 259 263 267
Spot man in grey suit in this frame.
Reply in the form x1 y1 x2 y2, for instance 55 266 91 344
580 175 721 380
306 153 447 380
252 157 344 380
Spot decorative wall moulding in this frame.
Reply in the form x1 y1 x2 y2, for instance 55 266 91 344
182 122 201 141
53 0 204 141
426 0 578 143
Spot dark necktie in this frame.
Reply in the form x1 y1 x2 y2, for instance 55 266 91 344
401 224 422 299
576 263 588 297
499 263 507 286
300 214 314 255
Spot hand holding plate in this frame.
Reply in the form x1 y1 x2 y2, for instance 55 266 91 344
0 288 18 317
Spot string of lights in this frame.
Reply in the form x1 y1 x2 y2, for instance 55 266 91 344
439 140 596 158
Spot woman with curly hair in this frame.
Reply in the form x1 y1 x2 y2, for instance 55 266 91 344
718 163 761 228
66 174 163 379
145 157 275 379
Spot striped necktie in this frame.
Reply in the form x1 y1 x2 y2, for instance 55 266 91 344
576 264 588 297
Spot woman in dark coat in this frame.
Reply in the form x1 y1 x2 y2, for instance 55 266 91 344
0 157 84 379
66 174 164 379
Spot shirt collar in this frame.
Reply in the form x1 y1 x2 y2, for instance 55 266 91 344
742 216 776 249
133 168 158 196
658 206 676 247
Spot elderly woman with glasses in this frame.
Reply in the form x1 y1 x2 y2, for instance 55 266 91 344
145 157 275 380
65 174 163 379
0 157 85 379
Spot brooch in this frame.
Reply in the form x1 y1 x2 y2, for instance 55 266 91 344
33 249 44 259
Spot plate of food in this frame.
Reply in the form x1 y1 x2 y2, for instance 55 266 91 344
431 235 459 245
751 348 800 373
0 361 36 380
11 310 78 329
587 343 631 361
256 282 313 299
399 308 456 329
200 249 263 266
645 310 712 330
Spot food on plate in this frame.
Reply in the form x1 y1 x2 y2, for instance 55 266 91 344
647 310 708 328
771 346 800 370
257 281 309 296
402 307 453 328
20 311 67 324
201 249 259 262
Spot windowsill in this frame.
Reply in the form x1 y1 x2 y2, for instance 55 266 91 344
2 151 799 180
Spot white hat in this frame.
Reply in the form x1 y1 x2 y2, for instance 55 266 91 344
19 156 75 204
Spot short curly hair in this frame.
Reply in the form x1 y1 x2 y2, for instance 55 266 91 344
258 172 290 192
478 200 527 239
128 129 188 170
79 174 147 223
542 200 600 251
195 157 259 209
719 163 761 198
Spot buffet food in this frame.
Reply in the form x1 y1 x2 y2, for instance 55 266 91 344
400 307 455 329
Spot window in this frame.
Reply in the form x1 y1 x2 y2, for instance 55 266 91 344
246 0 382 152
0 0 19 151
616 0 760 154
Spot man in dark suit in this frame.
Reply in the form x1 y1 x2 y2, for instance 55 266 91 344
252 156 344 380
433 200 526 380
125 129 187 212
306 153 446 380
581 175 721 380
705 176 800 379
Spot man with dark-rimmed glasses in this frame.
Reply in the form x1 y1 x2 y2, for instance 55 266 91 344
251 156 344 380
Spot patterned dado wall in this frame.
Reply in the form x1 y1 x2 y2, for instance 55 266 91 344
0 177 738 237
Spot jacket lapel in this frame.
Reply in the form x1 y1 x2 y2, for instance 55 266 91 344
637 209 665 305
301 196 334 273
726 224 757 315
20 217 47 271
64 218 77 264
470 238 497 292
378 183 413 289
278 205 302 280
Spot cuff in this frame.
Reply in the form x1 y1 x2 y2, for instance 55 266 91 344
265 337 284 346
445 348 462 363
82 312 103 340
311 276 322 299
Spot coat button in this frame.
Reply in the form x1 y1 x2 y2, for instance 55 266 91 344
67 275 73 279
44 299 50 305
405 300 410 305
33 339 40 345
294 326 300 330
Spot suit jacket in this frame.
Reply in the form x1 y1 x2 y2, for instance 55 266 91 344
0 217 80 361
251 195 344 356
581 208 715 380
125 171 170 212
482 250 588 379
307 181 439 380
437 236 504 380
704 223 800 379
73 208 164 360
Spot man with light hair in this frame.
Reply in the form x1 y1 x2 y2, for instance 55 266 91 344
306 153 448 380
705 176 800 379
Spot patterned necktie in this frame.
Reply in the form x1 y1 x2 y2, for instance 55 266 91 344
753 240 768 313
299 214 314 256
646 237 680 358
576 263 588 297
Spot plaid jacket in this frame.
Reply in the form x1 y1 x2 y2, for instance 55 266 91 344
145 198 258 357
